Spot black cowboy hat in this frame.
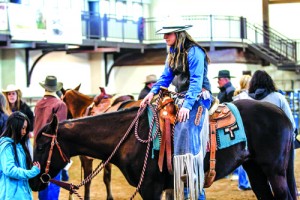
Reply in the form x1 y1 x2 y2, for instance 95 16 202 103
39 75 63 92
144 74 157 84
214 70 235 79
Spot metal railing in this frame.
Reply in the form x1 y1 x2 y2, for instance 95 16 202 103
81 13 299 64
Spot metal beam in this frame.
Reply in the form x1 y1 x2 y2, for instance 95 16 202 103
0 42 36 49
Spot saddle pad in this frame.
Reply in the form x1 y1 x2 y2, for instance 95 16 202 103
147 107 160 158
216 103 247 150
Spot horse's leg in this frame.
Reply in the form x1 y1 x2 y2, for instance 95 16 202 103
268 174 293 200
79 156 93 200
243 161 274 200
103 163 113 200
267 147 295 200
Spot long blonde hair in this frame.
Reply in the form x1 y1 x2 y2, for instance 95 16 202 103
234 75 252 96
3 90 22 115
167 31 210 72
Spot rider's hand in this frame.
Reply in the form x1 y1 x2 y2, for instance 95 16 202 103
33 161 41 169
140 92 154 107
178 107 190 122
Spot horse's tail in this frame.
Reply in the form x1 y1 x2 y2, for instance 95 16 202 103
286 135 297 200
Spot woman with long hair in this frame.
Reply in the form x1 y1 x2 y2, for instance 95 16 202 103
140 21 212 200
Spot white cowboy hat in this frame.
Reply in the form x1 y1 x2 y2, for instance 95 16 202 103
39 75 63 92
2 84 21 93
156 17 192 34
156 24 193 34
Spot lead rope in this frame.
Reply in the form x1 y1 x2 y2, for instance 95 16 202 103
130 102 161 199
130 89 185 199
70 102 159 200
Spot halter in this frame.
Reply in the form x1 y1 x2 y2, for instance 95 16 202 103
40 132 70 184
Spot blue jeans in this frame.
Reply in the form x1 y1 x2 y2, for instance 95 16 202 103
38 171 62 200
238 166 251 189
184 188 206 200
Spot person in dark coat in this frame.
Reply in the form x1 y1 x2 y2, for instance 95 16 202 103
138 74 157 100
214 70 235 103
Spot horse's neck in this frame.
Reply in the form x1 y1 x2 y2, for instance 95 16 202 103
63 108 147 163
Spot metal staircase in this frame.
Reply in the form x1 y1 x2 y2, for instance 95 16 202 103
246 22 300 73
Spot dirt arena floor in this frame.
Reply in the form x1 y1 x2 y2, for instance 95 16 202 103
33 149 300 200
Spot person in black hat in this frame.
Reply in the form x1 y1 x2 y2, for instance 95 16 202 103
140 20 211 200
34 75 68 200
214 70 236 103
138 74 157 100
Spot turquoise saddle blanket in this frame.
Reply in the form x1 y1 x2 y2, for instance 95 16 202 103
216 103 247 149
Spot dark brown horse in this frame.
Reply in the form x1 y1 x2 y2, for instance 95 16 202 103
60 85 134 200
30 98 297 200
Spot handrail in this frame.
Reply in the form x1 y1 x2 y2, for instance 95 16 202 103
2 11 299 65
245 22 297 63
81 13 298 64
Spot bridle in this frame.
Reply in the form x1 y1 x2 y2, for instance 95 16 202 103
40 132 70 184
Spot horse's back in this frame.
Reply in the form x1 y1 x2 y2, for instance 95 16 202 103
233 99 293 161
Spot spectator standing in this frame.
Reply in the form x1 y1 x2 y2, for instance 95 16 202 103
2 84 34 134
0 93 9 133
247 70 296 132
2 85 34 158
34 75 68 200
138 74 157 100
0 111 40 200
233 75 251 100
215 70 238 179
215 70 235 103
140 22 212 200
232 74 252 191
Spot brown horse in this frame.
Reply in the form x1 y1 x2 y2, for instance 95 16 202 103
61 85 135 200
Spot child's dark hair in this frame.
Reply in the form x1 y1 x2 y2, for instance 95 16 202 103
0 111 32 169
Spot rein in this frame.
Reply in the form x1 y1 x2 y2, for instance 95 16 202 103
40 88 183 199
40 102 160 200
74 103 160 200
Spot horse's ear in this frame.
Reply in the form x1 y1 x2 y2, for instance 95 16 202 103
74 84 81 91
99 87 106 95
48 113 59 135
61 87 66 95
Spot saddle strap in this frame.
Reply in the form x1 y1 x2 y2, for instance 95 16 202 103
158 117 173 174
204 121 217 188
105 101 123 112
84 102 94 117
